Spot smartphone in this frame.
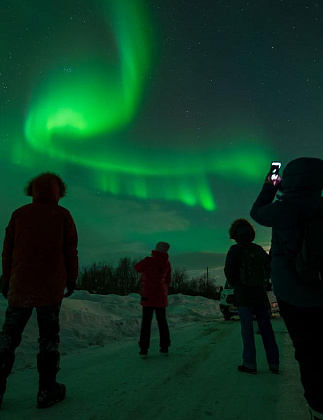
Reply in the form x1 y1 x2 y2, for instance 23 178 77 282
270 161 281 182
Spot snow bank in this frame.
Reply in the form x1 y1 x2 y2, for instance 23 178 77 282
0 292 222 370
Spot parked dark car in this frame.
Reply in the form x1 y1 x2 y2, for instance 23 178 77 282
220 281 279 320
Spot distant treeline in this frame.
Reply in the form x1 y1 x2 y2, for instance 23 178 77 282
77 257 221 300
0 258 221 300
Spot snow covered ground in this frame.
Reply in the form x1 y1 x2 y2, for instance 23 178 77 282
0 291 309 420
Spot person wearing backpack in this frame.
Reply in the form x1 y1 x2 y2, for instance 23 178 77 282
224 218 279 375
250 157 323 420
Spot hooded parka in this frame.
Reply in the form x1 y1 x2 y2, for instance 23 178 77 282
1 173 78 308
250 157 323 307
135 250 171 307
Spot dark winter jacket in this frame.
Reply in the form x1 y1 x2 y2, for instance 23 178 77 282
1 174 79 308
135 251 171 307
250 157 323 307
224 242 270 307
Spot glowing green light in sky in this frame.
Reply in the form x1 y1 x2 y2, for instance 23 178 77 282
91 142 270 212
26 0 152 142
22 0 271 212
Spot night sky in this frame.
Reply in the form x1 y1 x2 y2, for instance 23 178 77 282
1 0 322 265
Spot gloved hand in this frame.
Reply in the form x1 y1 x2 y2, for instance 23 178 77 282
265 171 282 187
2 282 9 299
64 282 75 298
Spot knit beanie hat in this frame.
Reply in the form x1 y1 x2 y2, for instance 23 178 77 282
155 242 170 253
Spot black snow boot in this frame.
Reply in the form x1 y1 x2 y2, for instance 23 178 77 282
37 351 66 409
0 351 15 410
139 349 148 359
37 382 66 409
237 364 257 374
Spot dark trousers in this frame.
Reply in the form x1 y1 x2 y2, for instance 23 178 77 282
237 305 279 370
0 303 61 392
139 307 170 351
278 299 323 413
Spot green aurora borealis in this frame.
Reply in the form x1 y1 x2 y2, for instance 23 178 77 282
6 0 269 211
1 0 323 263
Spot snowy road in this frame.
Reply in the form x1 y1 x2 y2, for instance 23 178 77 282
0 316 309 420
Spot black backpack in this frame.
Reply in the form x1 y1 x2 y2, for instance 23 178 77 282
239 243 270 287
278 216 323 289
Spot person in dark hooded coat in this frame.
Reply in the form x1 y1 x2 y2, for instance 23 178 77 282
0 172 78 410
224 219 279 374
135 242 171 358
250 157 323 420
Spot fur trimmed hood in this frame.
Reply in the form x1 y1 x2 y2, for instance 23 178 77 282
25 172 66 204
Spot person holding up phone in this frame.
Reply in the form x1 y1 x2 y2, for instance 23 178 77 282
250 158 323 420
